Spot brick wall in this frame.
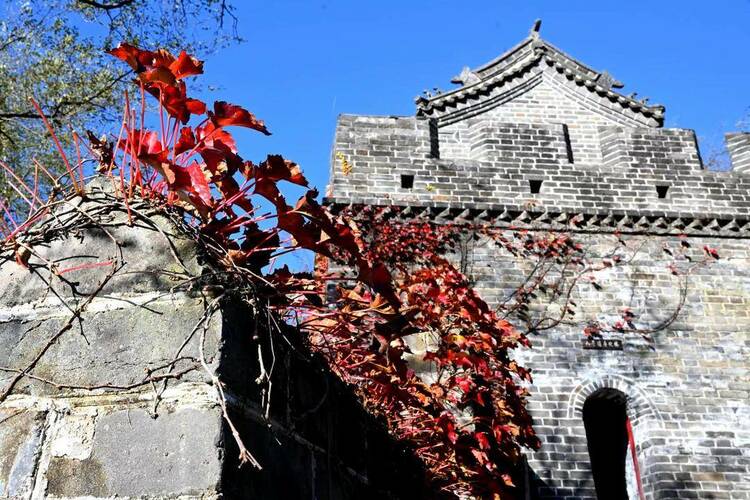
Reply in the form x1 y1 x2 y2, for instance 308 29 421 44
327 74 750 498
329 117 750 221
327 115 433 198
436 70 656 165
461 230 750 499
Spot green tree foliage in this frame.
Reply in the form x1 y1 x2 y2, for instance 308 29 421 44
0 0 239 212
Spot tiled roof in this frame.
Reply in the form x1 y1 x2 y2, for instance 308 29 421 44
415 33 665 124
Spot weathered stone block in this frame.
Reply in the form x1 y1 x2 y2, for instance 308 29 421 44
0 409 46 498
0 184 202 308
0 297 220 396
44 407 222 497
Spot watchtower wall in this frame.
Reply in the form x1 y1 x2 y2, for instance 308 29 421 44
326 112 750 499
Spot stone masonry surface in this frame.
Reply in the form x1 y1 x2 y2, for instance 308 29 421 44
0 182 426 499
325 27 750 500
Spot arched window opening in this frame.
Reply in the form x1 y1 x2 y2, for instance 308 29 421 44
583 388 629 499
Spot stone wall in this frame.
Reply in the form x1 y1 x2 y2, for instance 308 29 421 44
0 186 226 499
0 183 425 499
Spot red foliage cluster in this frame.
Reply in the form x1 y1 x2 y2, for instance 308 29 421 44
104 44 541 496
105 43 397 305
311 208 542 497
309 207 716 496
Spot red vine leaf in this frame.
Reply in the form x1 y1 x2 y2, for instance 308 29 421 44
169 50 204 79
209 101 271 135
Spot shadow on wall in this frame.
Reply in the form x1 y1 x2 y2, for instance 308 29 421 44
217 302 431 500
525 466 595 499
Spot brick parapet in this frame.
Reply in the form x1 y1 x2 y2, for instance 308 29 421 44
467 120 571 164
329 116 750 224
600 126 703 172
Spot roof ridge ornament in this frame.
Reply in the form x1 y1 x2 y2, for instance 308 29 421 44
530 19 542 39
596 70 625 91
451 66 481 86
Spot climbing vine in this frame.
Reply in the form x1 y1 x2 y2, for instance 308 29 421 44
310 205 719 497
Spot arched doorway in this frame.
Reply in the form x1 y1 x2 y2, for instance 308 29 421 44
582 388 635 499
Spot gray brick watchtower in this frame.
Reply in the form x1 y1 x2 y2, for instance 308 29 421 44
326 22 750 499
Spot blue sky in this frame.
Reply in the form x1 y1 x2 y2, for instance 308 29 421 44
194 0 750 192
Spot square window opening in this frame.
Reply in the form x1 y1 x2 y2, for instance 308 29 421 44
529 179 543 194
401 174 415 189
656 185 669 199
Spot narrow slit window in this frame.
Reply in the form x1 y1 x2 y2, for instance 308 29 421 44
529 179 543 194
562 124 574 163
401 174 414 189
656 185 669 199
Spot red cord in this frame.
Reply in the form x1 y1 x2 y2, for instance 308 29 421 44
626 417 647 500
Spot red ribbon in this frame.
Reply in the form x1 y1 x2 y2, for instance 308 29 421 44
626 417 646 500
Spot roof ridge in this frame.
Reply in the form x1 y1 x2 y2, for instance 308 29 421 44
539 48 665 117
534 38 600 79
471 36 534 75
416 45 541 105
